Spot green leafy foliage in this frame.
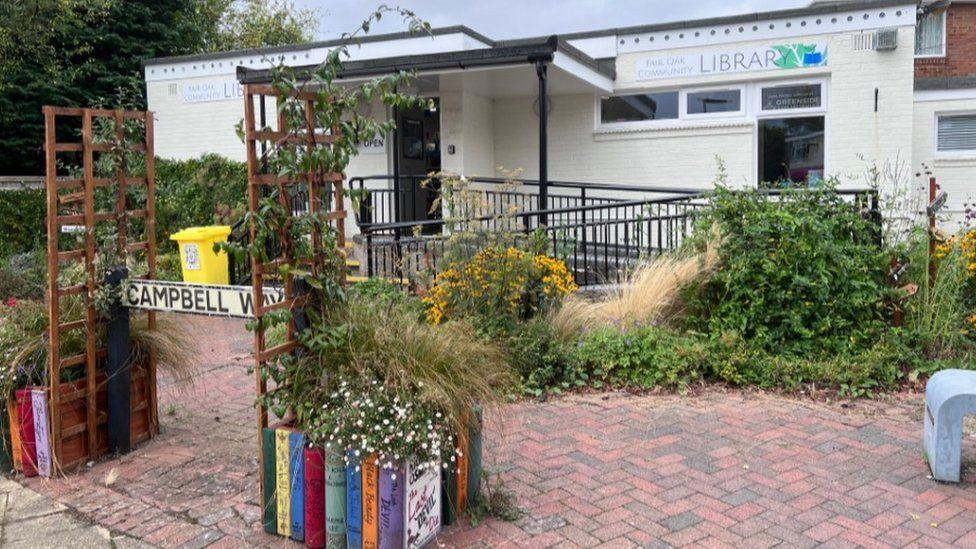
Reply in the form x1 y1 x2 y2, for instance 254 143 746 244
685 184 891 356
574 326 707 390
0 189 45 260
155 154 248 253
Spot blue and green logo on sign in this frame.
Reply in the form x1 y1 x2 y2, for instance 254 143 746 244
772 43 828 69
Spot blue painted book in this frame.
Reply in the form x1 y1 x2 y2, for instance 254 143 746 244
346 451 363 549
377 465 404 549
289 432 305 542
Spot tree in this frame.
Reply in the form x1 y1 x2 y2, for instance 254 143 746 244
0 0 318 175
194 0 319 52
0 0 204 175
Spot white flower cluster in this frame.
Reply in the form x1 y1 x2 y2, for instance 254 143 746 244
307 377 460 476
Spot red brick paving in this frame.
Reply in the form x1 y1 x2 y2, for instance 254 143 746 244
18 316 976 547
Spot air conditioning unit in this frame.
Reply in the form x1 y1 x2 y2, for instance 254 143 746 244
874 28 898 51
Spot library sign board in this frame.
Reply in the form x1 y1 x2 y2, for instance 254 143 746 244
125 280 284 319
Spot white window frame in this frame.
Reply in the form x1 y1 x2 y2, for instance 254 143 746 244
755 79 828 117
594 89 683 131
934 110 976 158
915 10 947 59
682 85 746 119
753 78 829 187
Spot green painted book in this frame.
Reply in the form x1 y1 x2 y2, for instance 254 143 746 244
261 427 277 534
325 450 347 548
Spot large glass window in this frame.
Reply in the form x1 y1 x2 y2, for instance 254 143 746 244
686 89 741 115
600 91 679 123
758 116 825 187
937 114 976 152
761 84 822 111
916 10 946 57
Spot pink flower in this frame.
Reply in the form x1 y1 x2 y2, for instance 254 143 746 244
4 297 15 308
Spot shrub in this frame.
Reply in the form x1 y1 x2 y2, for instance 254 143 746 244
155 154 247 253
574 326 707 390
0 249 46 300
423 246 576 333
0 188 45 261
686 184 891 355
508 319 582 397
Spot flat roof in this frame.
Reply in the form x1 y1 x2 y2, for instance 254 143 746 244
236 35 614 84
145 0 917 68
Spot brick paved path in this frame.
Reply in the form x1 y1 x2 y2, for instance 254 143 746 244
19 317 976 547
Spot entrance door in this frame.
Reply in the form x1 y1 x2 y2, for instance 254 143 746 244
396 98 441 223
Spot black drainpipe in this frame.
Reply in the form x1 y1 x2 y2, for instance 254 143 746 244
535 59 549 227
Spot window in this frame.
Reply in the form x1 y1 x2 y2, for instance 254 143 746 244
600 91 679 124
761 84 822 111
686 89 741 115
916 10 946 57
758 116 825 187
937 114 976 152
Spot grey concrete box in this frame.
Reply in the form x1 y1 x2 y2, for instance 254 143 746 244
924 369 976 482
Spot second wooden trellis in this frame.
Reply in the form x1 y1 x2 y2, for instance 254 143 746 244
42 106 159 472
242 84 348 501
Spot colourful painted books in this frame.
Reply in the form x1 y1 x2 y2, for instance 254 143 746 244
361 455 379 549
15 389 36 477
275 428 292 537
325 450 347 548
261 428 277 534
304 447 326 548
30 388 51 477
405 462 441 549
290 432 306 542
346 452 363 549
378 465 404 549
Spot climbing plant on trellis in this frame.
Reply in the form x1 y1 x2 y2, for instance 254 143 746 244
42 106 158 471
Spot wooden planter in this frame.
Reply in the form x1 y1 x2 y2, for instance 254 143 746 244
56 359 155 470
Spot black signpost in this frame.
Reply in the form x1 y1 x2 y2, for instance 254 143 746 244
106 267 131 455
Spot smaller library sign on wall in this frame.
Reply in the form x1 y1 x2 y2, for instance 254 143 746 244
125 280 284 319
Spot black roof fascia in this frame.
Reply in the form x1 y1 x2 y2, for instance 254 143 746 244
144 25 496 68
235 36 612 84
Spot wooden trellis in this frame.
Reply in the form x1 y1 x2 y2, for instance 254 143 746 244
242 85 347 496
42 106 158 472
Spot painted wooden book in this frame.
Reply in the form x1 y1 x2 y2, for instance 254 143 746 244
378 465 404 549
466 410 483 506
15 389 36 477
7 400 21 471
30 388 51 477
261 428 277 534
440 458 457 526
275 428 292 537
405 462 441 549
290 432 306 542
361 455 379 549
456 427 469 515
325 450 347 548
304 447 326 548
0 401 13 473
346 452 363 549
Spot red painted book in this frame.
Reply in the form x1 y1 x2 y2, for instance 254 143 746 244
15 389 36 477
304 447 326 548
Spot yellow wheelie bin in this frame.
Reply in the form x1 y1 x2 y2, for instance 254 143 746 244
169 226 232 284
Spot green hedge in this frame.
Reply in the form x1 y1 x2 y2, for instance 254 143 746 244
155 154 247 253
0 188 45 260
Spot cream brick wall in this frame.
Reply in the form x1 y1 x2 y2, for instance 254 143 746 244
490 28 914 191
913 97 976 232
